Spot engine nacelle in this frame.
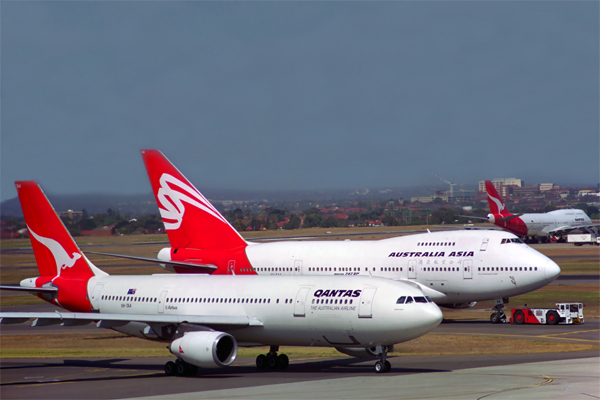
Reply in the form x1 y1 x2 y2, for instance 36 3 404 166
439 301 477 309
157 248 175 272
487 213 496 224
335 346 394 358
169 331 237 368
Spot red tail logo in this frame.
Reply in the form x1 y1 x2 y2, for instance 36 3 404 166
485 181 511 216
157 173 229 230
141 150 246 250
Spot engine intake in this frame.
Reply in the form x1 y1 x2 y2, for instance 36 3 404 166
169 331 237 368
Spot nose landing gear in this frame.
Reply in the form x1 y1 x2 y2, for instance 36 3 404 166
374 345 392 373
490 301 507 324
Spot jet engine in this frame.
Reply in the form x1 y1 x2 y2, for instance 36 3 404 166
439 302 477 309
169 331 237 368
335 346 393 358
487 214 496 223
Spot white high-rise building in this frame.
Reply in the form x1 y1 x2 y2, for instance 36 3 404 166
479 178 524 192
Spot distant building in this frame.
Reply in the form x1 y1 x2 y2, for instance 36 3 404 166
58 210 83 221
539 183 559 191
479 178 524 193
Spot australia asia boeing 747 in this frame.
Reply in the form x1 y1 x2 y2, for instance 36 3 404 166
93 150 561 324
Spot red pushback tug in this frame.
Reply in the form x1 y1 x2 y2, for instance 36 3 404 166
510 303 584 325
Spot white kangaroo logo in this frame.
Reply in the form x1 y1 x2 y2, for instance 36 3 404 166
28 225 82 277
487 192 505 214
157 173 229 230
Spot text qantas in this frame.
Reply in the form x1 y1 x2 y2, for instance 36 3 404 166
388 251 475 258
314 289 361 298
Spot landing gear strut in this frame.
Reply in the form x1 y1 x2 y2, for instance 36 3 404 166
490 300 507 324
256 346 289 370
374 345 392 373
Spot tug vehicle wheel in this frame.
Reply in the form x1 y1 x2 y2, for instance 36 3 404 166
546 310 560 325
514 310 525 324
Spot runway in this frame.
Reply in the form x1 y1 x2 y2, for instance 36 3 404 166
2 315 598 399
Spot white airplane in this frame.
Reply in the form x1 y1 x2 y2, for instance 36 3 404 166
476 180 598 242
0 181 443 375
90 150 561 324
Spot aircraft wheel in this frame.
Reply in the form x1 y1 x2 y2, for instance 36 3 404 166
267 354 278 369
176 362 188 376
277 354 289 369
164 361 176 376
514 310 525 324
384 360 391 373
256 354 268 369
546 310 560 325
374 361 385 373
490 313 500 324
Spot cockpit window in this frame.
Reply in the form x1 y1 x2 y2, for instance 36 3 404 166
425 296 432 303
396 296 407 304
405 296 414 304
502 238 524 244
414 296 428 303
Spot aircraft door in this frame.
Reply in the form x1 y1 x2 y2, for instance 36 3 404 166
463 260 473 279
158 290 168 313
358 287 377 318
294 260 303 276
294 287 310 317
228 260 235 275
90 283 104 311
480 238 489 251
408 260 417 279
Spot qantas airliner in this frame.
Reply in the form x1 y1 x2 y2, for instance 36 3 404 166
479 180 598 242
92 150 561 324
0 181 442 375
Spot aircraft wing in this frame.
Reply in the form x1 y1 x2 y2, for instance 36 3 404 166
0 285 58 294
549 223 600 235
86 252 218 273
0 312 264 328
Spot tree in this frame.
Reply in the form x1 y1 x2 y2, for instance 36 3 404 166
283 214 301 230
321 217 338 228
382 216 398 226
302 214 323 228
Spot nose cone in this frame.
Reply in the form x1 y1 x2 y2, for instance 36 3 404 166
544 259 561 282
422 304 444 332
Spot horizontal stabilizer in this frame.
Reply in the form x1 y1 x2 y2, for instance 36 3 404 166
87 252 218 273
0 285 58 293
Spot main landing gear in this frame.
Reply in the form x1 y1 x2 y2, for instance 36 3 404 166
374 345 392 373
164 359 198 377
256 346 289 370
490 301 507 324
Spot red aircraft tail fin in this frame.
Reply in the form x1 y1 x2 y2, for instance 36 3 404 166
485 180 512 216
140 150 247 250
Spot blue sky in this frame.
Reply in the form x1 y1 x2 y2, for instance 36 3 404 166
1 2 598 201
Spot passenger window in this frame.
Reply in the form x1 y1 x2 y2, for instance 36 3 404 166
396 296 406 304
